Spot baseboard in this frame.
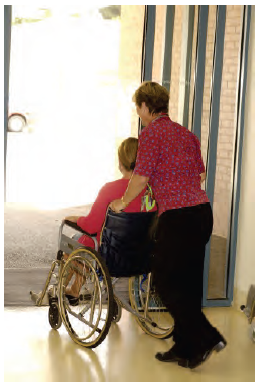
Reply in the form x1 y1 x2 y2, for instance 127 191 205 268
232 286 248 311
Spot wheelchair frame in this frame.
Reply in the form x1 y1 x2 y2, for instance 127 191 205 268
30 220 174 348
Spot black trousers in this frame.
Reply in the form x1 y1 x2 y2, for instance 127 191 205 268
152 202 223 358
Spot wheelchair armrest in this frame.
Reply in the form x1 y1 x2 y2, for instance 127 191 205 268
64 220 97 238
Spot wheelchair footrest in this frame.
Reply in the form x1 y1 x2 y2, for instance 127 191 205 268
30 290 49 307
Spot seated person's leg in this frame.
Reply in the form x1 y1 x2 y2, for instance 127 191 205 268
64 234 96 298
66 263 86 298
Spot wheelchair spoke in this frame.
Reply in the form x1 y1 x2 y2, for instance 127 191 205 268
65 302 102 336
129 274 174 339
58 247 113 348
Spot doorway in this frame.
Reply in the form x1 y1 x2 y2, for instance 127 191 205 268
6 5 145 209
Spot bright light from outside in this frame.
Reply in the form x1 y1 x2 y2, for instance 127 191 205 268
7 5 137 210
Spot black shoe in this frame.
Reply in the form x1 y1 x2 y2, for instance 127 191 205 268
188 338 227 369
79 293 92 302
155 346 189 367
65 294 79 306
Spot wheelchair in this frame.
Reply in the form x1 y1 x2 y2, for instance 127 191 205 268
30 209 174 348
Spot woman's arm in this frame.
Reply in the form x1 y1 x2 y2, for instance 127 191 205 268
110 174 149 213
200 172 206 183
123 174 149 203
193 134 206 183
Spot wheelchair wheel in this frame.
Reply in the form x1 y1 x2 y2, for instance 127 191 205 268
129 273 174 339
48 299 62 330
112 297 122 323
58 247 113 348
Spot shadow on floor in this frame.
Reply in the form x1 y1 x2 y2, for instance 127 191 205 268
4 267 129 307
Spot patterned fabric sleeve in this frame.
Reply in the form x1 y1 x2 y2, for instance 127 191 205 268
134 126 160 178
193 134 206 174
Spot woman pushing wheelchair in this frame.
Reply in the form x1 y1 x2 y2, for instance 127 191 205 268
110 81 227 369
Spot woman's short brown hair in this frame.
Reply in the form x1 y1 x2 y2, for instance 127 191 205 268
118 137 138 172
132 81 169 114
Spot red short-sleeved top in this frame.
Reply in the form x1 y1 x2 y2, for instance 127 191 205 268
134 115 209 215
76 178 156 248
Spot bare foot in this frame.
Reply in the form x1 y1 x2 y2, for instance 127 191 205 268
65 287 79 298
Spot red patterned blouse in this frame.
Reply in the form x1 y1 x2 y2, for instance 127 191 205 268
134 115 209 215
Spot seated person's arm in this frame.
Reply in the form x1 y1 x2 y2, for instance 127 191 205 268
64 183 113 235
65 216 80 223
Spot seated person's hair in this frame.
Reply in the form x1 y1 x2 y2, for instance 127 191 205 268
118 137 138 171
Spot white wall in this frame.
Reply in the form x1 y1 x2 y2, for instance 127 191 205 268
233 6 255 308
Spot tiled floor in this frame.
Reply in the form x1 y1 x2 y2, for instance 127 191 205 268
4 306 255 382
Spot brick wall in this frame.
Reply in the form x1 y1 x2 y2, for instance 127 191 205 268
212 5 242 237
169 6 183 122
188 5 199 130
187 5 242 237
152 5 166 84
201 5 217 169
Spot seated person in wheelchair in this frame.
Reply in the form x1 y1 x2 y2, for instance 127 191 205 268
63 137 157 301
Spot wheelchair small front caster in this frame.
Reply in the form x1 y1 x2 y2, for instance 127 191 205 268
48 298 62 330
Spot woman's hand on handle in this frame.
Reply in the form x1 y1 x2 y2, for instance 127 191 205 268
109 199 125 213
